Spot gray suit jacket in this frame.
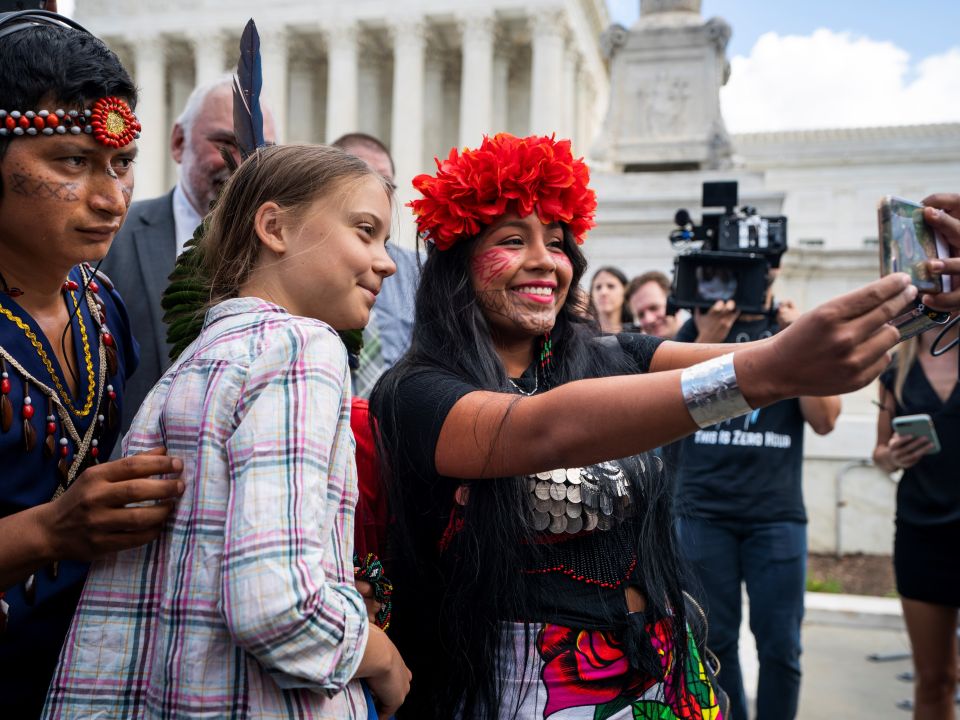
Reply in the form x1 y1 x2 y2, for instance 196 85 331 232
102 191 176 434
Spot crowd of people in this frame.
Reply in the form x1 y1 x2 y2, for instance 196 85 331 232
2 9 960 720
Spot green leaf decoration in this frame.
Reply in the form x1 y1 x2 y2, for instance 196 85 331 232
595 696 633 720
162 228 208 362
631 701 678 719
340 328 363 355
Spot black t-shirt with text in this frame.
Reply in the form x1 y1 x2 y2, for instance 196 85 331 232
673 316 807 523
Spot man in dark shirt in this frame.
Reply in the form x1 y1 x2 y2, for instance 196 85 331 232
674 271 841 720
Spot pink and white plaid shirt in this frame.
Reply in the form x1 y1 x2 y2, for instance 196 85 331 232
44 298 369 719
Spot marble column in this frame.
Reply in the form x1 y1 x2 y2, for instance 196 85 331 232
422 50 446 167
167 61 194 189
259 27 289 143
528 10 566 136
288 59 318 143
562 46 578 144
189 31 228 90
457 13 495 148
357 42 388 142
325 22 359 143
575 65 592 155
389 17 426 223
132 35 167 201
492 37 511 135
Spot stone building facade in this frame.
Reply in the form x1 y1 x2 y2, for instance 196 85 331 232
76 0 611 217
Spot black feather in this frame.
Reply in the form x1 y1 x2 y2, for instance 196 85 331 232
233 19 264 159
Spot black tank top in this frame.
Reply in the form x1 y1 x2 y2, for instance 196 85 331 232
881 360 960 526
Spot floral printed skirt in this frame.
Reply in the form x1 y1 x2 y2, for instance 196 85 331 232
492 619 724 720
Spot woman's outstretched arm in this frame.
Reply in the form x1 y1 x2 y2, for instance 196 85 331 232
435 273 914 479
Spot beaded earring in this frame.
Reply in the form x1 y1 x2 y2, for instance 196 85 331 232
539 333 554 374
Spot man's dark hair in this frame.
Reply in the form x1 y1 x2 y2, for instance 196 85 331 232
0 23 136 158
627 270 671 301
331 132 395 177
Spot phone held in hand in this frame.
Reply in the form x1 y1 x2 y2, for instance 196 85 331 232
878 196 952 341
878 196 947 293
891 413 941 455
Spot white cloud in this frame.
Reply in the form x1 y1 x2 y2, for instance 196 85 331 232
721 29 960 132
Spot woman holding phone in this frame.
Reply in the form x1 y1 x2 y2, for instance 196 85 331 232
874 318 960 720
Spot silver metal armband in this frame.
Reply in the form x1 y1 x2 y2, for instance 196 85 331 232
680 352 753 429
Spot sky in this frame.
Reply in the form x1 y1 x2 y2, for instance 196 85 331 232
59 0 960 134
606 0 960 132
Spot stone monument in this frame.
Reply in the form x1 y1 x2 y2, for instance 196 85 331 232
593 0 732 170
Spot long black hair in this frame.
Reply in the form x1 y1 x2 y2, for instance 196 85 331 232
371 229 690 719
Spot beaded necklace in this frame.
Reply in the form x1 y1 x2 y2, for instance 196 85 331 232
0 265 117 493
0 288 96 417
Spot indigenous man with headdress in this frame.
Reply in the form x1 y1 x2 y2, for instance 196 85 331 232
0 9 183 716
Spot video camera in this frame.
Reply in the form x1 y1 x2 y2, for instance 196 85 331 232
667 181 788 315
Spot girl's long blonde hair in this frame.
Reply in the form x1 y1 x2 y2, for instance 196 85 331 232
892 335 919 406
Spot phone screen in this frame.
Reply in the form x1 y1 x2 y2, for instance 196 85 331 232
878 196 942 293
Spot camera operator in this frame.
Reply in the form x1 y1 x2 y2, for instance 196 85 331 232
674 264 841 720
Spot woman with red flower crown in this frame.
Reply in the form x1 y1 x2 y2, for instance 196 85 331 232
370 133 916 720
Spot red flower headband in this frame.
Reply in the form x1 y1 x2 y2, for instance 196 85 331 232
0 96 140 148
409 133 597 251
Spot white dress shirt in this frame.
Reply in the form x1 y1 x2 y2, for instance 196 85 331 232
172 183 202 259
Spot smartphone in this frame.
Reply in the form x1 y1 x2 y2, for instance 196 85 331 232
891 413 941 455
878 196 944 293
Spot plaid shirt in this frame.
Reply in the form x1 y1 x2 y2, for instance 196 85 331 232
44 298 369 719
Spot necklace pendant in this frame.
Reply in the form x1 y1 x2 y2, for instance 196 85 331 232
0 592 8 634
22 416 36 453
105 384 118 430
57 437 70 487
21 383 36 452
44 401 57 458
104 343 118 379
0 361 11 432
0 392 10 433
45 561 59 581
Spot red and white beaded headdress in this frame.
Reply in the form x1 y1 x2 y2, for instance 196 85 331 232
0 96 140 148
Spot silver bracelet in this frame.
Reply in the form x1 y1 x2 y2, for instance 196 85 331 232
680 352 753 429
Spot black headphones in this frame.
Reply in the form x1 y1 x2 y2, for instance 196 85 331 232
0 9 90 41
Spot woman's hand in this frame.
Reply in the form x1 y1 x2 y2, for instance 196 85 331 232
921 194 960 311
887 433 933 470
354 577 384 624
739 273 915 404
39 449 184 562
